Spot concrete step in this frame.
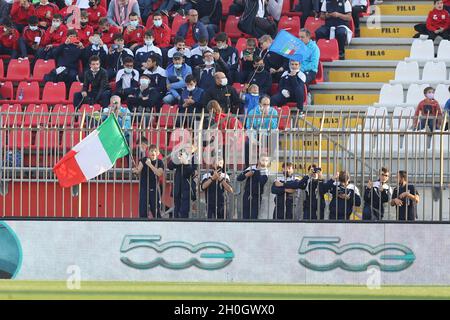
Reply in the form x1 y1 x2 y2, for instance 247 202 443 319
345 48 410 60
328 70 395 82
360 15 427 23
375 2 433 16
313 93 380 105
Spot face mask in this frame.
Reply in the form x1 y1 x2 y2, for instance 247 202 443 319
145 39 153 46
204 60 214 66
187 85 195 91
52 21 61 28
129 20 138 27
426 93 435 100
124 67 133 74
199 45 208 51
220 78 228 86
91 37 100 45
29 25 38 31
174 63 182 69
65 0 72 6
251 93 259 97
153 19 162 27
140 78 150 86
217 44 226 50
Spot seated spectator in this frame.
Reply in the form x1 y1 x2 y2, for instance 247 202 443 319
238 0 277 38
239 38 261 83
322 171 361 221
98 17 121 46
123 12 145 51
43 29 82 85
127 74 161 119
202 72 241 114
11 0 35 33
414 0 450 40
180 74 204 115
106 33 134 79
315 0 352 60
216 32 239 83
159 0 192 17
86 0 107 29
194 0 222 40
193 49 229 91
36 13 67 60
0 19 20 58
413 86 442 131
391 170 420 221
176 9 208 48
74 55 112 108
134 29 163 70
245 95 278 130
107 0 141 28
189 35 212 68
351 0 368 37
240 83 260 114
142 55 167 110
80 32 108 70
299 28 320 84
294 0 321 28
35 0 59 29
258 34 288 83
18 15 44 59
115 56 140 101
59 0 76 21
102 95 132 144
148 11 171 49
167 36 192 61
77 10 95 48
163 51 192 104
229 0 245 16
271 60 306 113
244 56 272 95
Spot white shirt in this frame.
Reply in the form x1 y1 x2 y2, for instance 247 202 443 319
115 68 140 89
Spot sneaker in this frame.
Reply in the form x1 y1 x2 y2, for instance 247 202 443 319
298 111 305 118
339 52 345 60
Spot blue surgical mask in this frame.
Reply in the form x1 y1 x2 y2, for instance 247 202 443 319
129 20 138 27
174 63 182 69
124 67 133 74
153 19 162 27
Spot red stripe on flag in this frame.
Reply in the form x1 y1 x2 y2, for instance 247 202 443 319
53 150 86 188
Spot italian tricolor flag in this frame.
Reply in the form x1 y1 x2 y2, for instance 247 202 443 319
53 115 130 188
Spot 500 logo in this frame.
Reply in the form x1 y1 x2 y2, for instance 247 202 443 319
299 237 415 272
0 222 22 279
120 235 234 270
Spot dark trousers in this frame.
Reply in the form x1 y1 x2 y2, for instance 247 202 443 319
174 195 190 219
229 1 244 15
362 205 382 221
254 17 277 38
18 38 37 58
207 204 225 219
414 23 450 40
304 71 317 85
242 193 260 219
35 46 57 61
43 67 78 86
271 84 305 112
296 0 321 28
273 197 294 220
159 0 192 13
0 45 18 59
139 189 161 219
351 5 367 31
73 90 112 109
303 204 325 220
127 91 163 112
316 25 348 55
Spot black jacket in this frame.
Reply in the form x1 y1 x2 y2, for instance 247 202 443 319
82 67 111 100
202 84 241 114
245 69 272 95
195 0 222 26
53 43 82 71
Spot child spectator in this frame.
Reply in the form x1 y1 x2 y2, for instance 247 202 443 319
391 170 420 221
86 0 107 29
115 56 140 101
189 36 212 68
127 74 158 124
0 20 20 58
167 36 192 60
78 10 94 48
98 17 121 46
36 13 67 60
80 31 108 70
34 0 59 29
216 32 239 83
141 55 167 109
134 29 163 70
240 83 260 114
123 12 146 51
106 33 134 80
18 15 44 58
414 0 450 40
201 156 233 219
132 139 164 219
413 86 442 131
11 0 35 33
271 162 298 220
180 74 204 114
148 11 171 49
244 56 272 95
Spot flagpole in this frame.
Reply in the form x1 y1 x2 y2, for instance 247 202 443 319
78 110 86 218
246 49 271 90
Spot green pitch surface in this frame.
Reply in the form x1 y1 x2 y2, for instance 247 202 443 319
1 281 450 299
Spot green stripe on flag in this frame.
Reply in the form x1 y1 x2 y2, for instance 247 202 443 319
97 115 130 164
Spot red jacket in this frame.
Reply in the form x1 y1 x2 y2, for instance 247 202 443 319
21 25 45 47
426 8 450 31
123 25 146 45
100 25 121 46
11 2 36 25
78 24 95 47
445 0 450 6
86 6 107 30
40 24 68 47
35 2 59 26
149 23 171 48
0 27 20 50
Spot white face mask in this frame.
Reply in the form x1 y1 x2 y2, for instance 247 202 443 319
251 93 259 97
140 78 150 86
29 25 38 31
153 19 162 27
145 39 153 46
52 21 61 28
187 85 195 91
124 67 133 74
199 45 208 51
129 20 138 27
65 0 72 6
204 60 214 66
220 78 228 86
426 93 435 100
174 63 182 69
217 44 226 50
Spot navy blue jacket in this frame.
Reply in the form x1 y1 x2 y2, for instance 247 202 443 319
245 69 272 95
321 179 361 220
237 166 268 198
167 156 197 200
285 175 326 211
176 21 208 44
53 43 82 71
143 66 167 95
218 46 239 72
81 45 108 70
180 87 204 113
107 49 134 73
260 49 289 72
278 71 306 94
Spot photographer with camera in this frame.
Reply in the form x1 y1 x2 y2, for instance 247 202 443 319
363 167 392 221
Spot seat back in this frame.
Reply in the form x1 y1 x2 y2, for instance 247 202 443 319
422 61 447 82
409 39 434 60
378 84 404 105
317 39 339 61
394 61 419 82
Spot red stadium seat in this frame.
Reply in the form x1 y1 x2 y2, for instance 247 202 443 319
0 81 14 101
32 59 56 81
281 0 291 14
14 81 40 103
51 104 75 126
224 15 244 39
158 104 178 128
68 82 83 104
42 82 67 104
232 83 246 94
278 16 300 36
61 130 83 150
235 37 259 57
276 105 290 130
171 15 188 38
23 104 49 127
1 104 22 126
7 130 32 149
79 104 102 115
142 130 168 151
317 39 339 62
304 17 325 39
222 0 233 16
6 59 31 81
146 14 169 29
310 61 324 84
270 83 279 95
0 59 4 79
35 130 59 150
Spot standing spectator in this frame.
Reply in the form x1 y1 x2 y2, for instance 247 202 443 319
271 59 307 113
193 49 229 91
245 95 278 130
271 162 298 220
35 0 59 28
238 0 277 38
363 167 392 221
201 156 233 220
86 0 107 29
107 0 140 28
106 33 134 79
315 0 352 60
73 55 112 108
201 72 241 114
413 0 450 40
142 55 167 109
11 0 36 33
123 12 145 51
244 56 272 95
413 86 442 131
322 171 361 220
240 84 260 113
391 171 420 221
148 11 171 49
176 9 208 48
36 13 67 60
167 145 198 219
18 15 44 58
189 36 212 68
299 28 320 84
0 20 19 58
239 38 261 83
237 155 270 219
98 17 122 46
134 29 163 69
180 74 204 115
132 139 164 219
115 56 140 101
294 0 321 28
258 34 288 83
216 32 239 83
163 51 192 104
77 10 94 48
80 31 108 70
194 0 222 40
351 0 367 37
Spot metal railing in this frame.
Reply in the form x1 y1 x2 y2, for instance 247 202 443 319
1 108 449 221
